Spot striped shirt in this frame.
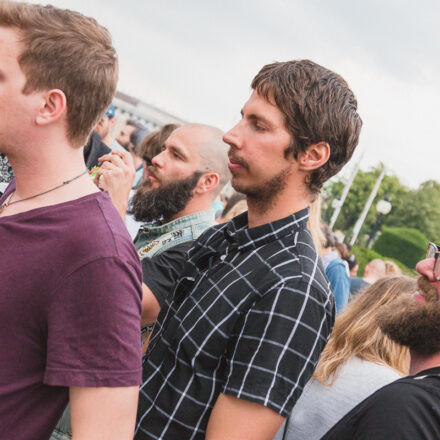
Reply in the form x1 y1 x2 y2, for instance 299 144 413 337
135 208 335 439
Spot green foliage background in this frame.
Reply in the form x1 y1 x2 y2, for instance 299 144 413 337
324 164 440 245
373 227 428 269
352 246 415 277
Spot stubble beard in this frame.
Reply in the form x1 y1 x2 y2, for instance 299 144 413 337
378 276 440 357
232 167 291 214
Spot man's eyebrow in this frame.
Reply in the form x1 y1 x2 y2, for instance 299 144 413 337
247 112 274 128
168 144 188 160
241 107 274 127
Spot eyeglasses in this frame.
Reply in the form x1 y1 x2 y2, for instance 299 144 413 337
426 242 440 281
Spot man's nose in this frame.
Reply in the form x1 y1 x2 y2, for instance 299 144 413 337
151 151 164 168
416 258 437 282
223 123 242 149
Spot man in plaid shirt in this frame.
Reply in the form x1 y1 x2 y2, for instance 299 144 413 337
135 60 362 439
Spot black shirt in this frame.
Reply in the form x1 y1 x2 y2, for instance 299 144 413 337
83 131 111 169
322 366 440 440
142 241 194 308
135 209 335 439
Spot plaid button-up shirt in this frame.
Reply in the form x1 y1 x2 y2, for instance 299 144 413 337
135 208 335 439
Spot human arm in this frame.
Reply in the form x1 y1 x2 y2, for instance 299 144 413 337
70 386 139 440
326 260 350 313
45 257 142 435
218 279 334 436
95 150 136 220
141 282 161 327
206 393 284 440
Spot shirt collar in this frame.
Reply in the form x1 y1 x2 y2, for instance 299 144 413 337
139 209 215 236
224 207 309 252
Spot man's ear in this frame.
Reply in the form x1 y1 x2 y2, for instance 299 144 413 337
194 172 219 195
35 89 67 127
297 141 330 171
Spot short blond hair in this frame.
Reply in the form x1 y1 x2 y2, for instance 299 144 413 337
0 1 118 147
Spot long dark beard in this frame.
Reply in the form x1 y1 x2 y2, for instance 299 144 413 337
378 276 440 356
129 172 202 223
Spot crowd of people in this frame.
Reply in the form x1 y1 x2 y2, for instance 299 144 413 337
0 2 439 440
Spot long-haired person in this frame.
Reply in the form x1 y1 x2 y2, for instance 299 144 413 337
274 276 415 440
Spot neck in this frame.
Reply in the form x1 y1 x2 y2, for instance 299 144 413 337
102 135 113 147
409 350 440 375
169 196 213 222
8 145 88 199
247 179 310 229
363 275 377 284
2 137 97 215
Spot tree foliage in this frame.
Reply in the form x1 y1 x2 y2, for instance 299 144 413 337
324 165 440 244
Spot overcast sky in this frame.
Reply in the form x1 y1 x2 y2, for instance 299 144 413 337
38 0 440 187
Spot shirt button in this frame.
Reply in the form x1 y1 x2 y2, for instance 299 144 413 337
220 254 226 261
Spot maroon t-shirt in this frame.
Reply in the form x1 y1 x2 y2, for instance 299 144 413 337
0 184 143 440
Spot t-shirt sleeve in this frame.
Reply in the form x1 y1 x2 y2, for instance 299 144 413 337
322 381 435 440
142 241 194 308
222 280 333 417
44 256 142 387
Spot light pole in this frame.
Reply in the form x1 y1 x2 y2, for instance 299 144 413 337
349 169 386 246
367 196 392 248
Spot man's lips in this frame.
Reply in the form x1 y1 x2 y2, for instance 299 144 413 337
228 156 248 171
148 168 160 182
413 290 426 304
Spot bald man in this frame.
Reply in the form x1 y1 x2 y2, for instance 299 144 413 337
96 123 230 339
350 258 387 295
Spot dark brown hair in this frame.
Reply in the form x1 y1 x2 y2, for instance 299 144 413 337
0 1 118 147
137 124 180 160
251 60 362 194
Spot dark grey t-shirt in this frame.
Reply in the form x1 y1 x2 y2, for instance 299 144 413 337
0 183 143 440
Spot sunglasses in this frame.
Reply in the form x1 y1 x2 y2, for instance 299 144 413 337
426 242 440 281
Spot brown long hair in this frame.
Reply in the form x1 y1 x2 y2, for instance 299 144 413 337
314 276 415 385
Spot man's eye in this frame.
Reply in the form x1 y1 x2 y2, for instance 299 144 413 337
254 123 266 132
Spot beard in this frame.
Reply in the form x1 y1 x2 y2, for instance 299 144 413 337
129 171 202 224
232 168 290 213
228 148 291 213
378 276 440 357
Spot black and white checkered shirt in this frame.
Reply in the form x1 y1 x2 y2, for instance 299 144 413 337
135 208 335 439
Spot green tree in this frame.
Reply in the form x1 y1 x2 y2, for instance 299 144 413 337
323 164 407 243
385 180 440 242
324 167 440 244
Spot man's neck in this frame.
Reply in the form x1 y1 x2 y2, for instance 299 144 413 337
409 351 440 375
363 275 377 284
247 182 310 229
169 197 213 223
2 140 97 215
102 135 113 147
